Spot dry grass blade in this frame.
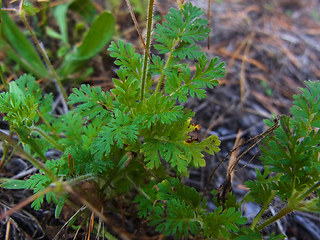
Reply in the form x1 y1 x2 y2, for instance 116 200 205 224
227 129 243 182
5 219 10 240
63 185 113 232
73 225 82 240
240 32 255 105
53 205 87 240
203 117 280 198
87 211 95 240
226 34 252 71
124 0 152 61
218 47 268 72
0 186 55 221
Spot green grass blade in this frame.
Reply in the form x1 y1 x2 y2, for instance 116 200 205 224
53 3 69 45
74 11 115 60
58 11 115 77
1 11 48 78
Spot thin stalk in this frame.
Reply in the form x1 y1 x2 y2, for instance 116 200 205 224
19 12 71 108
145 0 154 56
127 175 150 200
36 109 60 138
0 138 8 169
64 185 111 225
0 135 17 169
250 191 277 229
93 222 118 240
0 131 57 181
67 174 96 187
100 153 131 192
0 185 56 221
207 0 211 49
32 127 64 152
124 0 152 62
297 181 320 202
256 205 293 231
154 52 173 93
140 0 154 102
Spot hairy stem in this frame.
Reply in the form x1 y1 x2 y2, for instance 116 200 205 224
140 0 154 102
297 181 320 202
36 109 60 138
154 52 173 93
250 191 277 229
256 205 293 231
67 174 96 186
32 127 65 152
154 33 182 93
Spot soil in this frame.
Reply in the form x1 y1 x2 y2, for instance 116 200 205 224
1 0 320 239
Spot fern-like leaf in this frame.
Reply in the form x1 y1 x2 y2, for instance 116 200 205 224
24 159 59 210
142 120 220 174
153 3 209 60
91 110 139 160
152 199 201 238
135 93 184 128
110 69 140 110
203 207 247 239
108 40 142 79
245 168 278 204
69 84 114 120
291 80 320 132
0 74 41 127
166 55 225 102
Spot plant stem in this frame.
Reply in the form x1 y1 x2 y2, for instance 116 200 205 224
0 0 5 86
154 52 173 93
256 205 293 231
140 0 154 102
64 185 111 225
0 185 56 221
93 222 118 240
0 137 8 169
19 12 71 108
250 191 277 229
0 131 57 181
35 110 52 130
100 153 130 192
297 181 320 202
32 127 65 152
127 175 150 200
36 109 60 138
67 174 96 186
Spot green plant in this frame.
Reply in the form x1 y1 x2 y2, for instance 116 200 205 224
0 1 319 239
245 80 320 231
1 0 115 81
